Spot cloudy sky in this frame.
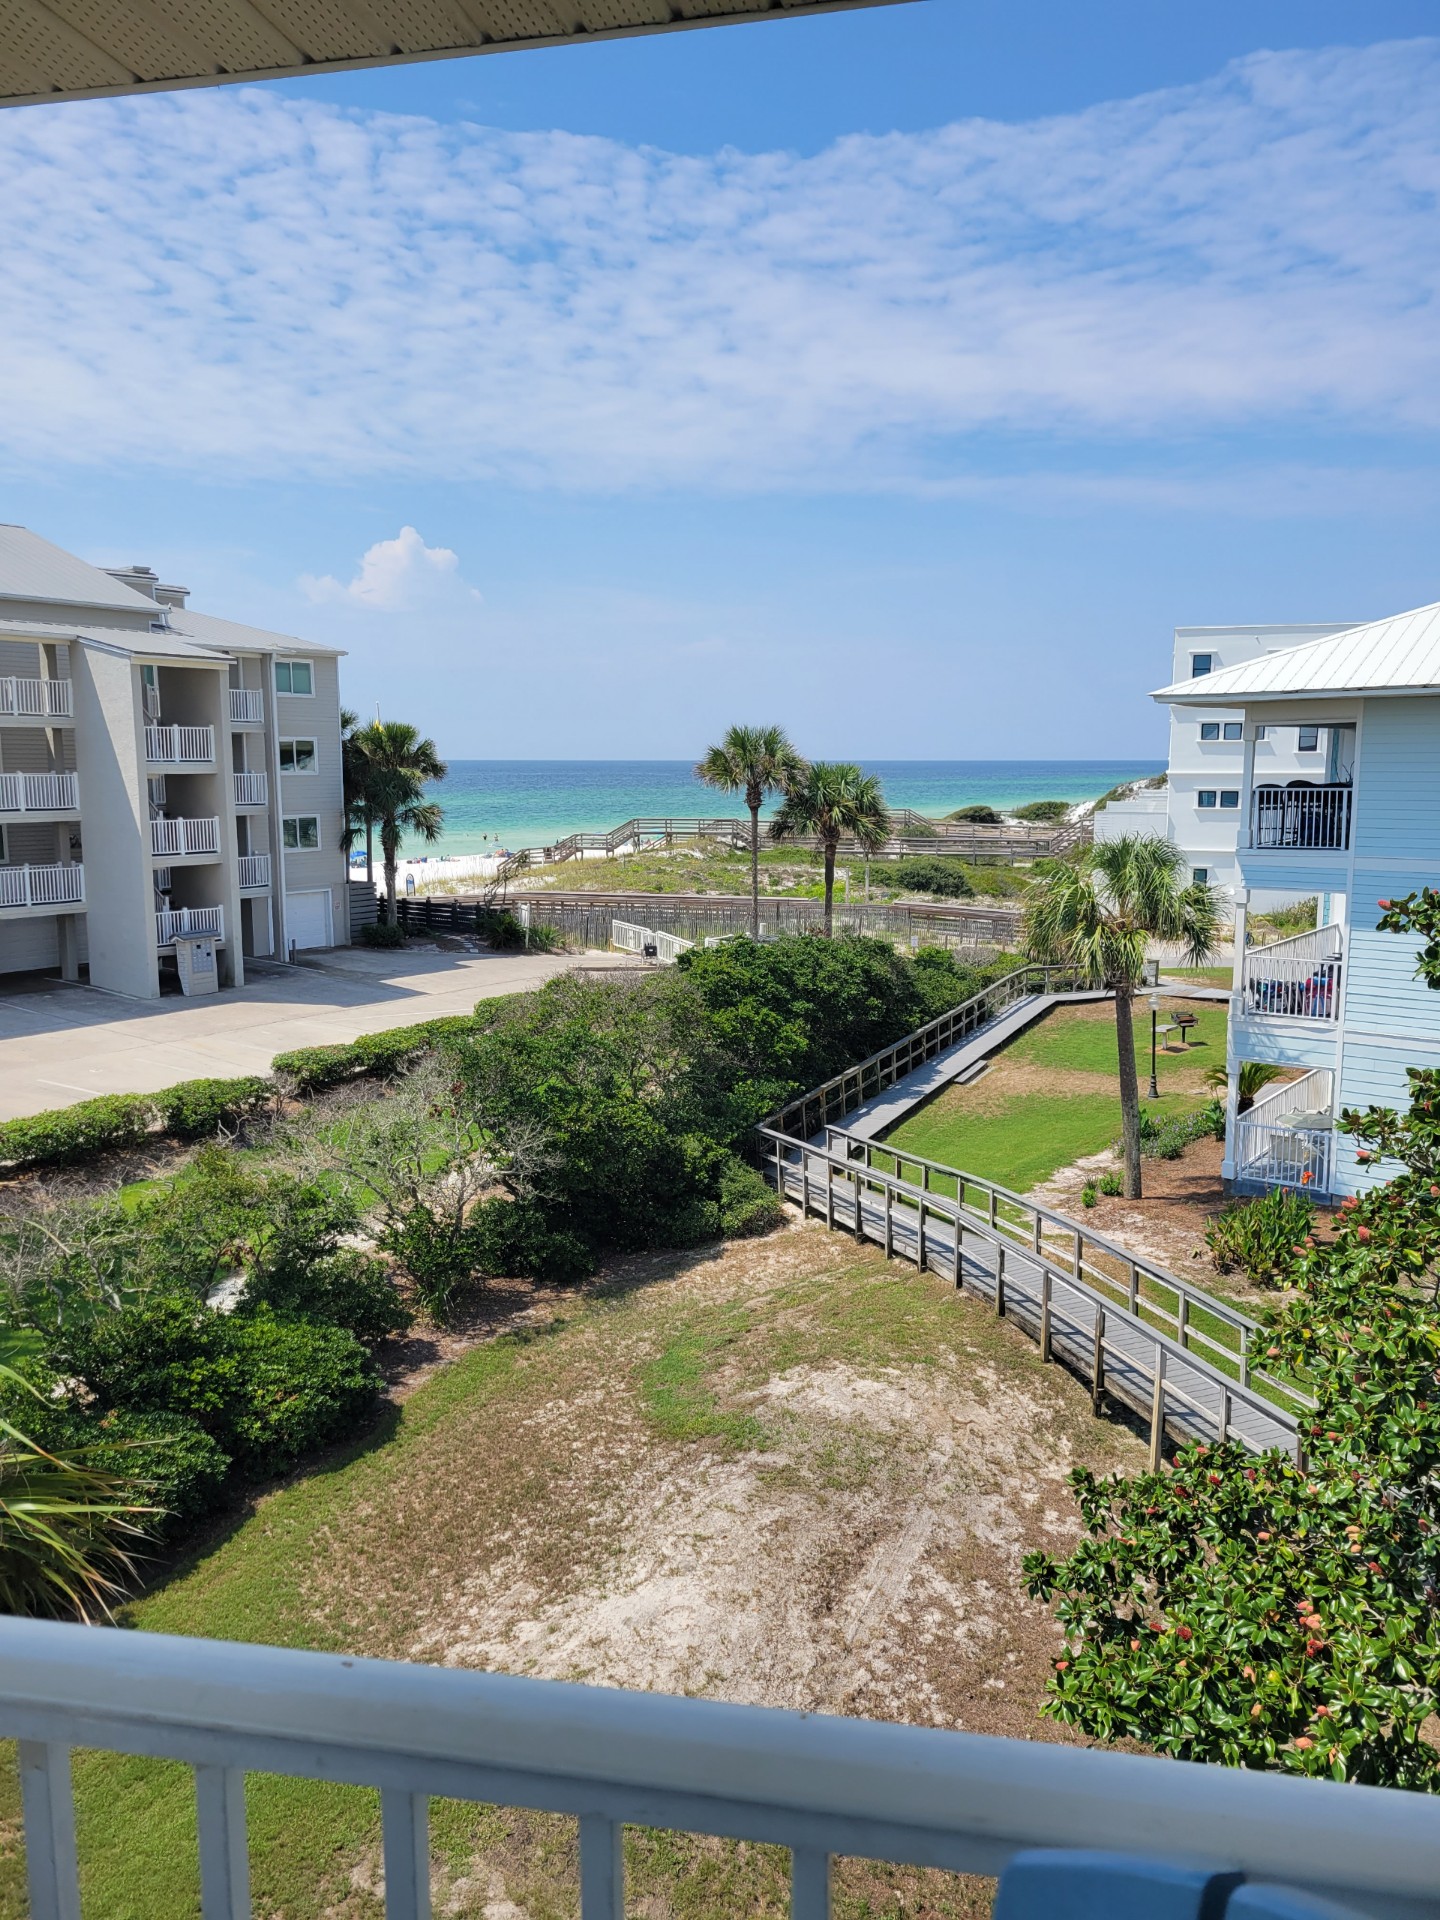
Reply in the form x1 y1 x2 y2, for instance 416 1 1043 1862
2 0 1437 758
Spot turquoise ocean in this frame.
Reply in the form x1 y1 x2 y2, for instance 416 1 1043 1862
423 760 1163 858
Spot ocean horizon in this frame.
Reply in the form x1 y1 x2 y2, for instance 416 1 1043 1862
420 759 1164 858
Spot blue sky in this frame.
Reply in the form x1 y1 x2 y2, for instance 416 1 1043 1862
1 1 1437 760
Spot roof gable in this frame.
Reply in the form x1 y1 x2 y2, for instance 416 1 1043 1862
1154 601 1440 704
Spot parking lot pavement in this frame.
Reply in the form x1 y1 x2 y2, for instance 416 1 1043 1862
0 947 601 1121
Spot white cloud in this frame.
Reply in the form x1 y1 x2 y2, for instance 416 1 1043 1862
300 525 479 609
0 40 1436 493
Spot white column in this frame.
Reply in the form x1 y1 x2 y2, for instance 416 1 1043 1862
1222 885 1248 1185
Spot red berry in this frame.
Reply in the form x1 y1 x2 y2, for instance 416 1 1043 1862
1177 1625 1193 1641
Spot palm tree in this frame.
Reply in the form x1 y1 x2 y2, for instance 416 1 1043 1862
694 726 807 937
771 762 892 936
339 708 376 883
356 720 447 926
1205 1059 1285 1114
1024 835 1222 1198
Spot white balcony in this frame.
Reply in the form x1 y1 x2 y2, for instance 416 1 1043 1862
157 904 224 944
228 688 266 725
237 852 271 890
151 815 221 859
0 771 79 816
1240 924 1344 1022
1233 1068 1335 1195
146 723 215 766
232 769 268 807
2 1618 1435 1920
1250 782 1352 851
0 675 72 720
0 863 84 911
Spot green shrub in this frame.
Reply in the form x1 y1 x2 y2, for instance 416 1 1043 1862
379 1207 481 1321
0 1094 156 1171
223 1312 380 1476
357 920 406 949
30 1407 232 1530
1206 1186 1317 1287
945 804 1003 824
1011 800 1072 824
154 1076 273 1141
1098 1170 1123 1197
272 1014 484 1094
1134 1102 1225 1160
246 1248 410 1348
890 857 974 899
470 1197 597 1284
717 1156 784 1237
1080 1184 1098 1208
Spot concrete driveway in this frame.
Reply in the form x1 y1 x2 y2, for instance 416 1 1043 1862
0 947 615 1121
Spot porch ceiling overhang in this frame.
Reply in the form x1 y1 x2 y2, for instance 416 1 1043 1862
0 0 908 107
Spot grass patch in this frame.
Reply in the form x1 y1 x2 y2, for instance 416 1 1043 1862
641 1310 771 1449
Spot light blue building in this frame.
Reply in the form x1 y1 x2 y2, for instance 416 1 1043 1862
1155 601 1440 1201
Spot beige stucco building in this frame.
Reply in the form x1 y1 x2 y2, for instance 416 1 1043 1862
0 526 349 997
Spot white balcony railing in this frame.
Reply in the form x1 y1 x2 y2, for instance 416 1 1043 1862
145 723 215 765
0 675 72 719
237 852 271 890
156 904 224 944
0 772 79 815
151 815 221 858
228 687 265 724
3 1619 1438 1920
1240 923 1344 1021
232 770 268 807
1250 782 1352 851
0 863 84 910
1233 1067 1335 1195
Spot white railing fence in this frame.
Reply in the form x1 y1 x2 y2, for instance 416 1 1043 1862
1242 924 1344 1022
0 863 84 910
151 816 221 858
0 675 72 718
146 724 216 764
228 688 265 724
611 920 695 964
0 772 78 814
1233 1068 1336 1195
237 853 271 889
156 905 224 944
1250 784 1352 852
4 1619 1438 1920
232 771 268 806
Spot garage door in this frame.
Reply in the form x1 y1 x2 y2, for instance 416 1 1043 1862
285 890 333 951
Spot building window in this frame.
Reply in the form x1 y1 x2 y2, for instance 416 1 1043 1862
1191 653 1214 676
1197 790 1217 808
1200 723 1220 741
279 738 317 773
1219 790 1240 809
1193 867 1209 884
1223 722 1243 740
275 659 314 697
283 815 320 851
1298 725 1320 751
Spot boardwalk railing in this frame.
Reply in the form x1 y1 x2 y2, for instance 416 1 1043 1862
610 919 695 964
7 1617 1437 1920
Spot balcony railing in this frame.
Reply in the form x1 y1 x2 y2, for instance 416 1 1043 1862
1233 1068 1335 1195
145 723 215 765
156 904 224 944
228 688 265 724
1250 782 1352 851
0 675 72 719
0 863 84 910
3 1618 1437 1920
232 770 268 807
151 815 221 858
237 852 271 890
0 772 78 815
1240 923 1344 1021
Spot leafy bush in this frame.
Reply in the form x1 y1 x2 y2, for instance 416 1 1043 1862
272 1013 482 1094
945 804 1003 825
59 1297 380 1482
1098 1170 1123 1197
154 1076 273 1141
357 920 407 949
1133 1102 1225 1160
476 908 565 953
29 1405 231 1532
1206 1187 1317 1287
717 1156 784 1237
469 1197 597 1283
379 1208 481 1321
1080 1184 1098 1208
246 1248 410 1348
890 856 974 899
0 1094 156 1171
1011 800 1072 824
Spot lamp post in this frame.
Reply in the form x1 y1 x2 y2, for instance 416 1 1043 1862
1148 990 1161 1100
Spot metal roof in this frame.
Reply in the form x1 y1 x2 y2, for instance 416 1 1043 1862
168 606 343 659
1154 600 1440 706
0 0 904 107
0 525 164 615
0 614 227 660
